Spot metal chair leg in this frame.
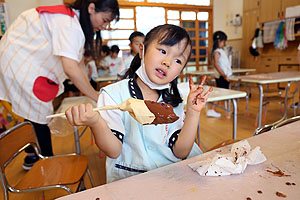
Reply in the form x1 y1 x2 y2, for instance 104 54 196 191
86 167 95 187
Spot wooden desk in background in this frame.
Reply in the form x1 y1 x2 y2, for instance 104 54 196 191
230 71 300 128
186 68 256 81
57 120 300 200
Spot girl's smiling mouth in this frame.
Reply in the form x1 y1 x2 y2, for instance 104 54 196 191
156 68 166 78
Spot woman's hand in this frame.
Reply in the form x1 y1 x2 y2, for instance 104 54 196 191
65 103 100 127
186 75 213 113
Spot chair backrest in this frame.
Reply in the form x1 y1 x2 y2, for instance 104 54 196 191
254 123 274 136
0 122 38 170
273 115 300 129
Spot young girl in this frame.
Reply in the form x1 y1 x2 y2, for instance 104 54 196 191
65 24 212 183
206 31 232 118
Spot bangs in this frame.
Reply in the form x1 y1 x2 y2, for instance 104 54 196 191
156 28 191 54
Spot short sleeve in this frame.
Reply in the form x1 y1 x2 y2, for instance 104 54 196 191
51 26 85 62
39 12 85 62
97 91 125 142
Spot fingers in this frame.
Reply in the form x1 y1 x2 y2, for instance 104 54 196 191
188 75 195 90
197 75 207 89
189 75 207 90
65 104 92 126
194 86 213 104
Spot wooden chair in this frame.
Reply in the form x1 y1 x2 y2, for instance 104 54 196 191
0 122 91 200
273 115 300 129
255 82 299 126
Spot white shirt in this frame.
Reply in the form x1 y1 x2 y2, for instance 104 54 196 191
0 8 84 124
102 56 123 76
86 60 98 81
213 48 232 78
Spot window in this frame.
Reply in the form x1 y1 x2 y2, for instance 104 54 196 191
136 7 165 35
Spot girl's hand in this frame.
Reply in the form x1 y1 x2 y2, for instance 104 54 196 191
65 103 100 127
186 75 213 113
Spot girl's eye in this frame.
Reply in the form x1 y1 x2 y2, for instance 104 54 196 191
175 59 182 64
159 49 166 54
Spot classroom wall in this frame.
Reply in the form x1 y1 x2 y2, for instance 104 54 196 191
213 0 243 40
6 0 63 24
213 0 243 66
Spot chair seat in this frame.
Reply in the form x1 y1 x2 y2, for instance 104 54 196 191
14 155 87 190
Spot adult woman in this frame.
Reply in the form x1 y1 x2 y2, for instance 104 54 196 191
0 0 119 169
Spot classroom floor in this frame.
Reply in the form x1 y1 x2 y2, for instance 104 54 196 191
1 87 299 200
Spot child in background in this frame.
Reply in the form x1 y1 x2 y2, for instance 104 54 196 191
98 45 110 77
118 31 145 77
65 24 212 183
84 50 98 90
102 45 123 76
206 31 232 118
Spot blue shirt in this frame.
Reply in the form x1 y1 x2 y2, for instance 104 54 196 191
98 78 202 183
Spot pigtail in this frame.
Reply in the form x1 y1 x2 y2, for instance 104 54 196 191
159 78 183 107
122 54 141 79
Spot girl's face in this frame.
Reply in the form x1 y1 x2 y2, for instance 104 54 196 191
140 38 191 85
219 40 226 48
88 3 115 32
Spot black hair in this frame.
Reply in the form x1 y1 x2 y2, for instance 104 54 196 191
110 45 120 53
123 24 192 107
84 49 93 57
68 0 119 59
211 31 227 60
101 45 110 56
129 31 145 42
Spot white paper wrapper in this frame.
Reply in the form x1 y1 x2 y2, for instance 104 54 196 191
188 140 266 176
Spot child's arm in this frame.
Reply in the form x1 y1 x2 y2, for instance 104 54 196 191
65 103 122 158
172 76 212 159
213 52 230 82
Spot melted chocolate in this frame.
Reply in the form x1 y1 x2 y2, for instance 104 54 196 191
276 192 287 198
144 101 179 125
266 169 290 177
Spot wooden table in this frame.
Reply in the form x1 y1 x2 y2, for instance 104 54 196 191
230 71 300 128
178 83 246 141
56 120 300 200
